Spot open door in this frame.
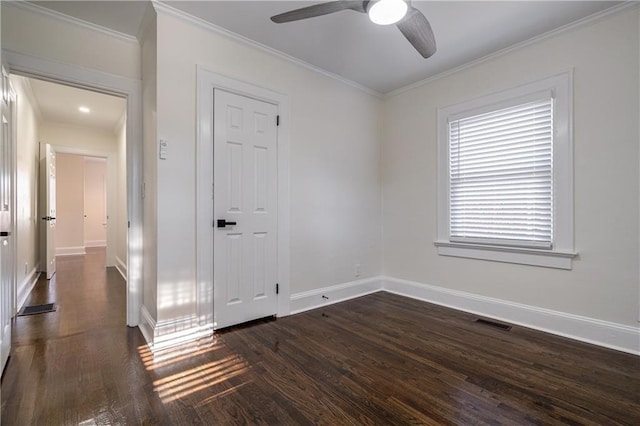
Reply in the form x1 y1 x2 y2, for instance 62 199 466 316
39 143 57 279
0 66 16 372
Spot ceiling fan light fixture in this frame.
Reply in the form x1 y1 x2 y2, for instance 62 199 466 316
368 0 408 26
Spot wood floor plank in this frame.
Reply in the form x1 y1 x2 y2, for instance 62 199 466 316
2 249 639 425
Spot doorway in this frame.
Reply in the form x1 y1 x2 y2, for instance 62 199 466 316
196 68 291 331
11 75 127 314
4 49 143 328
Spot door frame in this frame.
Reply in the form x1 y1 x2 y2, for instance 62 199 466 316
3 49 143 327
48 148 115 265
1 65 17 370
196 67 291 331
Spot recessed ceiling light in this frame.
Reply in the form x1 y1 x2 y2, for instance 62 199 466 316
78 106 91 114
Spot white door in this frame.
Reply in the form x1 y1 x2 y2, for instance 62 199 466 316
0 67 16 372
39 143 56 279
213 89 278 329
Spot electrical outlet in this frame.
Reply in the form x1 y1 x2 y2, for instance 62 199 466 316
354 263 361 277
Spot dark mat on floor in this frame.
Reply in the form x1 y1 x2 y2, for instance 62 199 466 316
18 303 57 316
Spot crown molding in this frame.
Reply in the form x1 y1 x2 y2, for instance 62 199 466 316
5 1 139 45
151 1 382 99
385 2 639 98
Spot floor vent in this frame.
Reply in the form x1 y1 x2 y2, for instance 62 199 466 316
474 318 512 331
18 303 57 316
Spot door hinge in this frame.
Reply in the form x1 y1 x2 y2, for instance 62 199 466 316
128 221 130 229
276 283 279 295
276 115 280 126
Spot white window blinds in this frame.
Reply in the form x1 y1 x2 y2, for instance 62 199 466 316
449 98 553 248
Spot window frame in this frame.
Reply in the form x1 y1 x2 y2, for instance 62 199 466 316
435 72 577 269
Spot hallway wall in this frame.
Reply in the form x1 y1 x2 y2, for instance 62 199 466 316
55 153 85 254
83 157 107 247
11 75 41 308
115 115 127 278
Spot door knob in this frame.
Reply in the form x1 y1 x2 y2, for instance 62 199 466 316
41 216 56 221
217 219 237 228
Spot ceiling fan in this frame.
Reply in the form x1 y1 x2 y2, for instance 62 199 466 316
270 0 436 58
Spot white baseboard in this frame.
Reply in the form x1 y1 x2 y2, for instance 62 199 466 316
382 276 640 356
139 305 156 347
56 246 86 256
85 240 106 248
115 256 127 281
16 265 41 311
290 276 383 315
286 275 639 355
139 305 213 354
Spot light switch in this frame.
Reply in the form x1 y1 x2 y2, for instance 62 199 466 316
159 139 168 160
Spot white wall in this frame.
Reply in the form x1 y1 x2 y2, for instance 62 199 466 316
40 123 118 153
141 10 158 321
83 157 107 247
382 8 640 327
152 10 383 323
1 3 140 80
115 115 127 276
55 153 84 252
11 75 41 304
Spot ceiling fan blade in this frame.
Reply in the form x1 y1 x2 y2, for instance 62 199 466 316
271 1 365 24
396 7 437 58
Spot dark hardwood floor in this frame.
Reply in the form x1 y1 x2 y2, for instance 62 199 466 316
2 249 639 425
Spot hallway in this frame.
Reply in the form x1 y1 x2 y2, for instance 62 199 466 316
1 249 160 424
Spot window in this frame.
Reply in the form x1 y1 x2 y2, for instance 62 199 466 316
435 72 577 269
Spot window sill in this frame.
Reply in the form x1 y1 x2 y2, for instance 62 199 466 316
433 240 578 270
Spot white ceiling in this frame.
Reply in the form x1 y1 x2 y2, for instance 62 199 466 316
30 1 624 94
26 77 127 131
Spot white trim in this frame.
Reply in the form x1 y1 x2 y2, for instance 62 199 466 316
290 277 383 315
4 1 139 45
85 240 106 248
152 316 212 352
196 67 291 333
434 241 577 270
152 1 381 99
139 305 156 346
385 2 638 98
4 49 143 327
16 265 40 312
436 71 574 269
56 246 86 256
382 276 640 356
138 306 213 353
284 275 640 355
115 255 127 281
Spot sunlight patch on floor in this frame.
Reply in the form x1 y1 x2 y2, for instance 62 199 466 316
138 341 223 371
152 354 250 403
